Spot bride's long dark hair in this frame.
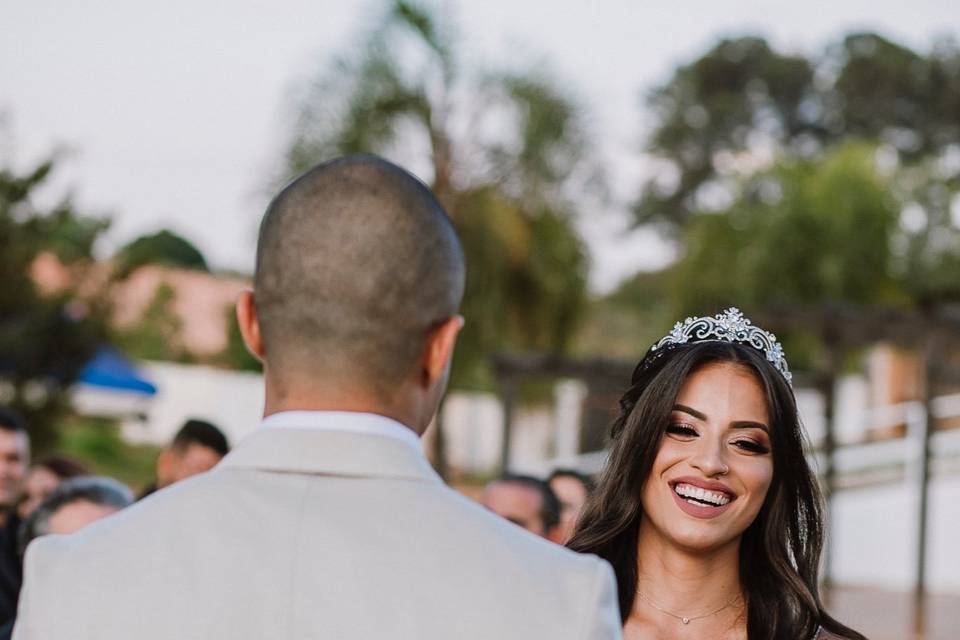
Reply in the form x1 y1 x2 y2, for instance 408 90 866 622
567 340 865 640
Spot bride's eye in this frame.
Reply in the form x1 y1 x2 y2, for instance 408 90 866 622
732 439 770 454
665 423 698 438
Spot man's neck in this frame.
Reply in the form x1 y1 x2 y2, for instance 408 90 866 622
263 384 424 436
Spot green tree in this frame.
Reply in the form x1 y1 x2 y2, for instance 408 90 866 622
0 159 109 450
285 0 596 389
113 283 191 363
671 143 901 315
635 33 960 232
114 229 208 278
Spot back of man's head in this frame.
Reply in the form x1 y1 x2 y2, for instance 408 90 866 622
253 155 465 396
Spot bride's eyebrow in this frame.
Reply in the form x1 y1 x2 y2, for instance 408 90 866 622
731 421 770 434
672 404 706 420
673 404 770 433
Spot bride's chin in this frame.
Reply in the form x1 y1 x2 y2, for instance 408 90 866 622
641 519 743 555
672 531 741 555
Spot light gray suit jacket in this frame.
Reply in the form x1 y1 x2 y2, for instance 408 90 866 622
15 425 622 639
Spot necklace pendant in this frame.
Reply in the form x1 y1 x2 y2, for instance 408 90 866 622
681 618 690 625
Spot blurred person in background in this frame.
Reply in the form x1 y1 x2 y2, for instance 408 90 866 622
0 411 28 529
0 476 134 640
18 476 133 552
481 474 563 542
0 410 28 629
547 469 594 544
16 456 89 520
12 155 620 640
139 419 229 498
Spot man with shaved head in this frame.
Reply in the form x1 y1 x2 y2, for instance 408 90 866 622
14 155 621 640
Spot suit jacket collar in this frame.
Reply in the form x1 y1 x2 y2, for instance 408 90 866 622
220 425 441 483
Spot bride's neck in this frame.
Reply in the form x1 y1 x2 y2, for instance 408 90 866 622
634 520 743 613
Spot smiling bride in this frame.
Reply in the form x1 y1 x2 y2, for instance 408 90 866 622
568 309 865 640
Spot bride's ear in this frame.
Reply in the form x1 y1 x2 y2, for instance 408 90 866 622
236 289 265 361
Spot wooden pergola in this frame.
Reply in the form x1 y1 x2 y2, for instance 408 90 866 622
491 353 634 470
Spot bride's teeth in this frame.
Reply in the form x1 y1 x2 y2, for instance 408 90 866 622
674 483 731 506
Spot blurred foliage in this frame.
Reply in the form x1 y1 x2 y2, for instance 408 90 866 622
636 32 960 231
285 0 597 389
668 143 907 371
113 283 191 363
217 304 262 372
574 268 674 359
114 229 208 279
890 157 960 304
672 143 902 313
57 415 160 491
615 32 960 374
0 159 110 451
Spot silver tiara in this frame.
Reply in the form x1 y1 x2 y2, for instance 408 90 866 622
649 308 792 385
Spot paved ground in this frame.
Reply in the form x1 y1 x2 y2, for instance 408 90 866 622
826 587 960 640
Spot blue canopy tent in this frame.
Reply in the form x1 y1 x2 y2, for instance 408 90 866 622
77 347 157 396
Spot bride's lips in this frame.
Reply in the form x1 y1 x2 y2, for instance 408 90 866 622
668 476 737 519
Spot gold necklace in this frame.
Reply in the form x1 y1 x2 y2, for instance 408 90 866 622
636 589 741 625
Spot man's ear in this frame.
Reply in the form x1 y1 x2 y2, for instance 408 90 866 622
420 315 464 388
236 289 265 361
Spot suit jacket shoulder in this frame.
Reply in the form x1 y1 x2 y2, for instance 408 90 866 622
15 429 621 640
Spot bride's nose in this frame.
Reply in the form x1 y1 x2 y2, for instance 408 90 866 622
688 434 730 477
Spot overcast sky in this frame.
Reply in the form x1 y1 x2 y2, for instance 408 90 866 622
2 0 958 292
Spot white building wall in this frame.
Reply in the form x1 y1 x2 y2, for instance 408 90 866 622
437 393 503 474
120 361 264 448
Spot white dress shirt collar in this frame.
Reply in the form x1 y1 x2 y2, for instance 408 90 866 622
260 410 423 454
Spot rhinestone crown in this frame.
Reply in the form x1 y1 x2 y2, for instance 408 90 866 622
649 308 792 385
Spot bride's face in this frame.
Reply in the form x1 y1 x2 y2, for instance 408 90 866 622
639 362 774 553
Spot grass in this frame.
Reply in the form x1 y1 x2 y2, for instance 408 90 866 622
55 416 161 492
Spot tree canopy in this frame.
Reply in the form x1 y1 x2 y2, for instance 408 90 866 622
622 32 960 358
0 159 109 450
635 33 960 232
114 229 208 278
285 0 598 389
671 143 902 314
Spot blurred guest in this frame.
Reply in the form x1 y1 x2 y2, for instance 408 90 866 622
0 409 28 628
19 476 133 554
16 456 89 520
0 477 134 640
481 474 562 542
0 411 28 528
140 419 229 498
547 469 594 544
